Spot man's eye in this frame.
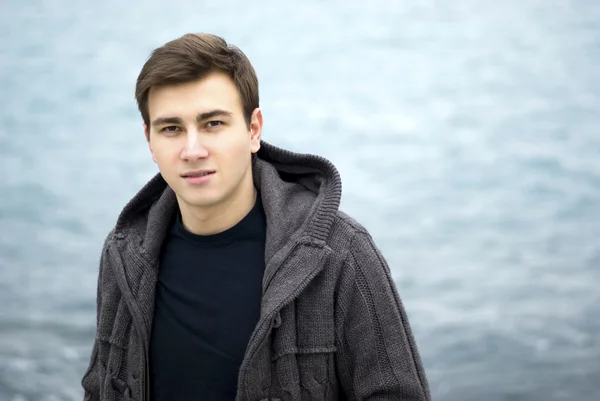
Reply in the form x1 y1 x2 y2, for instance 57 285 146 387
162 126 180 132
207 120 223 128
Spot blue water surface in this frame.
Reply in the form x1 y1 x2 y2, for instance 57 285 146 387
1 1 599 400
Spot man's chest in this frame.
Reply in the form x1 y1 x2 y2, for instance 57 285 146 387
153 235 266 357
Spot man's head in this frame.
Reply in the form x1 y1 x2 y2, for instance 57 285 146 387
135 33 262 215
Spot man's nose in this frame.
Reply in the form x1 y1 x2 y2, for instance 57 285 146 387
181 130 209 161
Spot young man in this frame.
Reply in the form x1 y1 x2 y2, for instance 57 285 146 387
81 33 431 401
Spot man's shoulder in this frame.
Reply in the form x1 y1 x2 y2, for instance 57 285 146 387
334 210 369 234
324 209 375 256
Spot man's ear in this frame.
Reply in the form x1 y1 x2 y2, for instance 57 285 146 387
143 123 157 164
249 108 263 154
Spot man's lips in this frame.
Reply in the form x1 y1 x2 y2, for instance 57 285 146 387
181 170 215 178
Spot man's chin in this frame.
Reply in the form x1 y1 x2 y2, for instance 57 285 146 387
177 192 224 209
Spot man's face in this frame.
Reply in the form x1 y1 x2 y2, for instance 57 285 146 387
144 72 262 211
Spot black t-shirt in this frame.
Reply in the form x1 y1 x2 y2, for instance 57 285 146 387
149 195 267 400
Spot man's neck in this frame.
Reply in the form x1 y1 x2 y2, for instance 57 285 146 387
177 182 257 236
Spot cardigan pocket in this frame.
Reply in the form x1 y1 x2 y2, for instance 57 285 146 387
296 345 337 399
272 344 337 400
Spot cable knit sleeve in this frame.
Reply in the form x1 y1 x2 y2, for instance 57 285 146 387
81 232 113 401
334 230 431 401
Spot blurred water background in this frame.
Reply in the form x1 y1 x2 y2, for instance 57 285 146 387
1 0 599 400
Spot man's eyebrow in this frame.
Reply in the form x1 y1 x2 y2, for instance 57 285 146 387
150 116 184 127
150 110 233 127
196 109 233 122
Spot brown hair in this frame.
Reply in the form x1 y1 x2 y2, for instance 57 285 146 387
135 33 259 128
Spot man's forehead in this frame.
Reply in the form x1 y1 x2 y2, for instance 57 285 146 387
150 73 237 96
148 80 243 118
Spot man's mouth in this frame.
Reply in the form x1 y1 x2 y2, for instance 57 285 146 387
182 170 215 177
